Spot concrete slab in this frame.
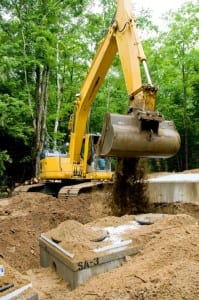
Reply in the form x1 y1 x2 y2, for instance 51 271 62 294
39 220 142 289
148 173 199 205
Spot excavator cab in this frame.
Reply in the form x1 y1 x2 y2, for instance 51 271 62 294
82 133 111 173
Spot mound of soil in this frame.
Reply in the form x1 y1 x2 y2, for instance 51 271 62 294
0 189 198 299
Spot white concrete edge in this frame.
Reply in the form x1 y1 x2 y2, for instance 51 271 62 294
147 173 199 183
40 234 75 259
1 283 32 300
93 239 132 253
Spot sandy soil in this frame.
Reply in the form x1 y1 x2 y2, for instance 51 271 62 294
0 188 199 299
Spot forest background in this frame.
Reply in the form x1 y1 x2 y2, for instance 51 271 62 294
0 0 198 192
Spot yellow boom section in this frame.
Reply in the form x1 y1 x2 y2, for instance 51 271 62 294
69 27 117 163
115 0 147 109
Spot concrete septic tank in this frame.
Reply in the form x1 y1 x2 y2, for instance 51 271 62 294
39 220 142 290
148 173 199 205
0 257 38 300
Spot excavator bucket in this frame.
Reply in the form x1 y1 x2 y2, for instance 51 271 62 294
97 111 180 158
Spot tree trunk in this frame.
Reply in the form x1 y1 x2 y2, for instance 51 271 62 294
53 40 62 149
34 65 49 177
182 62 188 170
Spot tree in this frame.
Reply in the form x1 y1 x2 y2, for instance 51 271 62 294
0 0 90 178
145 1 199 171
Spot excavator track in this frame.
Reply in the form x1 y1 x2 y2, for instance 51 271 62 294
13 180 112 199
14 183 46 194
58 181 105 200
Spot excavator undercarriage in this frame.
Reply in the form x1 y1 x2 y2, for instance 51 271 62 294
14 179 110 199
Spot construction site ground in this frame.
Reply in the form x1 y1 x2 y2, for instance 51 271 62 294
0 186 199 299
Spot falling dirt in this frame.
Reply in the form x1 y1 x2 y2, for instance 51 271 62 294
113 158 149 215
0 184 199 299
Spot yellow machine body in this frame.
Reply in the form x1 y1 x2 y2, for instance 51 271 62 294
40 0 180 183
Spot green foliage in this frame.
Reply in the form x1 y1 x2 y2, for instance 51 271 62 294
150 1 199 170
0 94 33 142
0 150 12 177
0 150 12 196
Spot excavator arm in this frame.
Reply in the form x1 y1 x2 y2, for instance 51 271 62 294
68 0 180 164
114 0 148 108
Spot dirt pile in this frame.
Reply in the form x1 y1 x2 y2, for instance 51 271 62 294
70 214 199 300
0 190 199 299
0 190 112 272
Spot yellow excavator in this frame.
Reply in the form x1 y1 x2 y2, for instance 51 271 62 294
16 0 180 198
